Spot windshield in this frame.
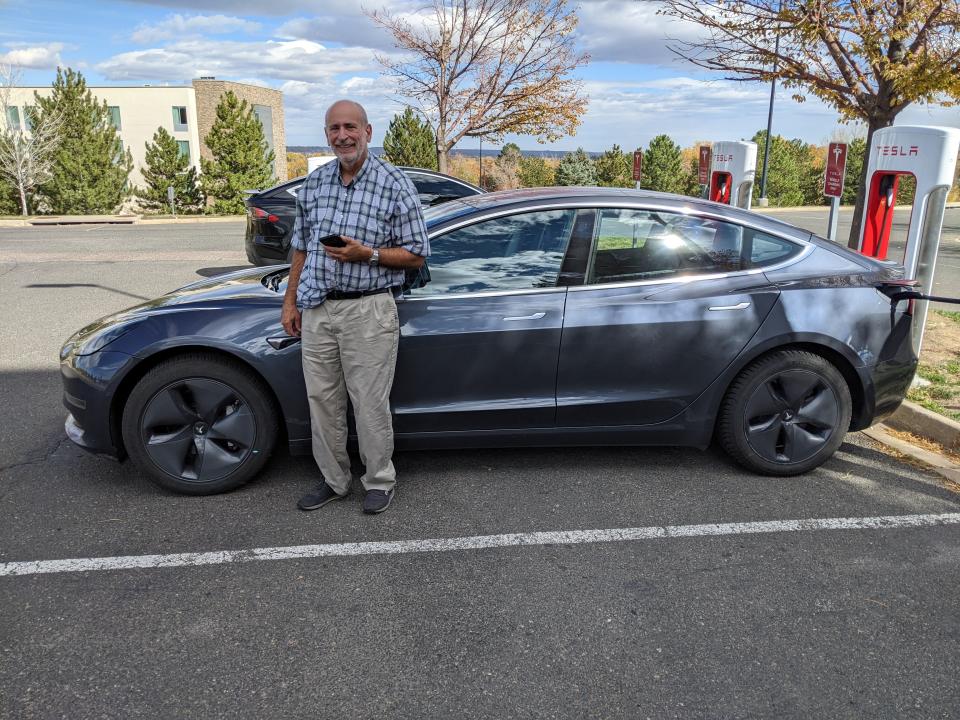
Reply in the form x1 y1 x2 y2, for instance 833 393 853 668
423 198 475 228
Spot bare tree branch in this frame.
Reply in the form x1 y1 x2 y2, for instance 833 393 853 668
0 63 64 215
366 0 588 172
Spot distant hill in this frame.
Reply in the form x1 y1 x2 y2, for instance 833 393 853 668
287 146 589 159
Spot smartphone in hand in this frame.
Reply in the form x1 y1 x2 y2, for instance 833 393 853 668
320 234 346 248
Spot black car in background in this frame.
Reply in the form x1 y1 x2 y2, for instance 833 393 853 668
63 187 918 495
244 166 483 265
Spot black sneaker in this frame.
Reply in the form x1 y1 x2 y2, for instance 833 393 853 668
363 489 394 514
297 483 344 511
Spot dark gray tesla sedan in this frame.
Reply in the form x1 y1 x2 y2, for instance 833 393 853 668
61 187 917 495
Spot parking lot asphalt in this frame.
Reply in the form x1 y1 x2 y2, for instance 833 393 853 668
1 220 959 719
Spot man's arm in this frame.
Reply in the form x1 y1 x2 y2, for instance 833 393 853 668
322 240 425 269
281 249 306 337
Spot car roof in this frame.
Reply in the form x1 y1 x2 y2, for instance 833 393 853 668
433 186 814 243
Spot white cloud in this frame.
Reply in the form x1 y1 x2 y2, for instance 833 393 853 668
96 38 378 83
0 43 65 70
131 14 261 44
574 0 705 65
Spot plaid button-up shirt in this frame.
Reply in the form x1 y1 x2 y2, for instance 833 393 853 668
290 154 430 309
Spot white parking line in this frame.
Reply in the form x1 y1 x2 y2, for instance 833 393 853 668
2 512 958 577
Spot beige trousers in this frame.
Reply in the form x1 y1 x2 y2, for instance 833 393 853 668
300 293 399 495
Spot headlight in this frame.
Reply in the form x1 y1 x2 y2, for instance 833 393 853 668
60 321 138 359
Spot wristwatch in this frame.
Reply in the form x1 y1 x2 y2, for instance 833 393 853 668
368 248 380 266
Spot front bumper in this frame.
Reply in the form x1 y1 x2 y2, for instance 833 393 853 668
61 350 134 459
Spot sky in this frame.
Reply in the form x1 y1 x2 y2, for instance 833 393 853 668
3 0 958 154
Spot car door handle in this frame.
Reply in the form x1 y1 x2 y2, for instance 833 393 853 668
708 302 751 311
267 336 301 350
503 312 546 321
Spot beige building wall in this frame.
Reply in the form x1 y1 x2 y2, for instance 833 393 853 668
8 86 202 188
7 80 286 191
192 79 287 183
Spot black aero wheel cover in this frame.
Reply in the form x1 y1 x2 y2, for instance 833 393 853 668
743 368 840 465
139 377 258 484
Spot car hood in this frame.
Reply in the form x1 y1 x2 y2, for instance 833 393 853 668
65 267 285 348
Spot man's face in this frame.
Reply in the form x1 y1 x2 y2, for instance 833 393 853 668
325 103 372 167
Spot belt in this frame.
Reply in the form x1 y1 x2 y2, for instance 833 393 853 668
326 287 396 301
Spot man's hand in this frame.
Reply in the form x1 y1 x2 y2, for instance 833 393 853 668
281 300 302 337
322 236 373 264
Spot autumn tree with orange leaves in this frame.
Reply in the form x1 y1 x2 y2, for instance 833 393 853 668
367 0 589 174
657 0 960 247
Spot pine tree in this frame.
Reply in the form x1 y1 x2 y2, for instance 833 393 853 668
33 68 132 214
752 131 817 207
642 135 685 194
841 137 867 206
594 144 633 188
139 127 203 213
518 155 554 187
382 107 437 170
681 156 703 197
554 148 596 186
200 91 275 214
0 176 18 214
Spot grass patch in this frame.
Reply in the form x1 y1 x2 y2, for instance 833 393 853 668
934 309 960 324
909 360 960 422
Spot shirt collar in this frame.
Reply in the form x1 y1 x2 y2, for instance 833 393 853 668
336 152 373 188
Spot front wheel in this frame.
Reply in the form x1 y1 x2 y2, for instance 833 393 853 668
121 354 279 494
717 350 852 476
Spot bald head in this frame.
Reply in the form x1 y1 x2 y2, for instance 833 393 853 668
325 100 368 128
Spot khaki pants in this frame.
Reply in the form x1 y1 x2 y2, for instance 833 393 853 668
301 293 399 495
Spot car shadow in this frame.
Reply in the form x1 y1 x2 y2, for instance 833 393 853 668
23 283 151 301
195 265 253 278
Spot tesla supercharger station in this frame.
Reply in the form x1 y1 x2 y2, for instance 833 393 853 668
856 125 960 353
709 141 757 209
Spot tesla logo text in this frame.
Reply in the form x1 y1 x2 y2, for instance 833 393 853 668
877 145 919 157
714 154 733 162
832 146 843 163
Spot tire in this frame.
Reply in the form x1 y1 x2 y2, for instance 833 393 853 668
121 354 279 495
717 350 852 476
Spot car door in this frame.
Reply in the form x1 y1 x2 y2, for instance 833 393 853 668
392 207 593 434
556 208 789 427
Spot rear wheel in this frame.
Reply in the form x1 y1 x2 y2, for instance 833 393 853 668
121 354 278 495
717 350 852 476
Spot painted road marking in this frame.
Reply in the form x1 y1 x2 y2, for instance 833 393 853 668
2 513 958 577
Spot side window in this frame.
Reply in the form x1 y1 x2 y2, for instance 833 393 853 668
107 106 121 130
4 105 20 130
747 230 801 266
176 141 190 160
408 209 578 296
587 209 802 284
589 209 718 284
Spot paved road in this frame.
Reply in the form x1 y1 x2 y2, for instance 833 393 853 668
1 222 959 719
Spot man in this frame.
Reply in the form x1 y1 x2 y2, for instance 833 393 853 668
282 99 429 514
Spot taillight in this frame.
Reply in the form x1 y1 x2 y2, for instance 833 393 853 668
250 207 279 223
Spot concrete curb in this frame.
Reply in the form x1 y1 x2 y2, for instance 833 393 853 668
883 400 960 450
862 424 960 484
863 400 960 485
0 214 245 227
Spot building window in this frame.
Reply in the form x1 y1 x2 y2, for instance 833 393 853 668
107 106 121 130
22 106 34 132
177 141 190 160
5 105 20 130
172 106 188 131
